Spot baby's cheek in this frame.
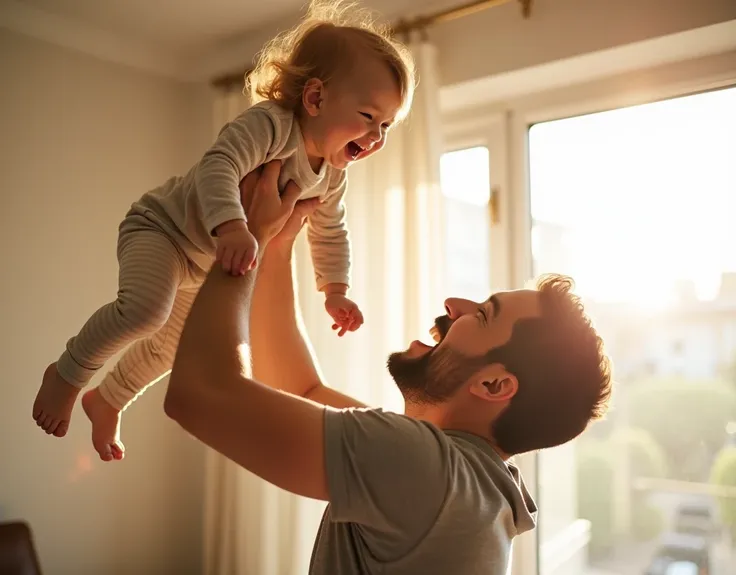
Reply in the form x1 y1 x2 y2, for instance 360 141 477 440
334 119 361 137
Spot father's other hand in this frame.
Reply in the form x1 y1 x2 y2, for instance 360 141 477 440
239 162 320 248
237 161 302 245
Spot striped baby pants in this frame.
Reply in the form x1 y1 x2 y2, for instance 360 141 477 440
56 214 207 410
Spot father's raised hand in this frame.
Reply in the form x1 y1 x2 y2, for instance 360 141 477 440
239 162 320 248
242 161 302 245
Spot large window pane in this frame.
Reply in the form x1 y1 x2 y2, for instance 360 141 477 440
440 146 492 300
529 86 736 575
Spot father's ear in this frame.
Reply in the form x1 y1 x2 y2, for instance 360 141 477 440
468 365 518 403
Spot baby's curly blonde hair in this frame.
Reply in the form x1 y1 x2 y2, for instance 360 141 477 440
246 0 416 122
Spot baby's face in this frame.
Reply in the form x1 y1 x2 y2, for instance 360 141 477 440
305 57 403 170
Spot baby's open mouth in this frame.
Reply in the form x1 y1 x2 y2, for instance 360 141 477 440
346 141 363 160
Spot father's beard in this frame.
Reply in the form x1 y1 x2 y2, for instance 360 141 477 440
387 315 489 406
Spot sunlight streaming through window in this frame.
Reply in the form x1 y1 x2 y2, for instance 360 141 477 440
530 85 736 575
440 146 492 301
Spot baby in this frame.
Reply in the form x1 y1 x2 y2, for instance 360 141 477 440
31 0 415 462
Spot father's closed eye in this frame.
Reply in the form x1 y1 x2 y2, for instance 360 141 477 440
489 295 501 319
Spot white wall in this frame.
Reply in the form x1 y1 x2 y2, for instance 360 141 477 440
204 0 736 88
429 0 736 86
0 29 213 574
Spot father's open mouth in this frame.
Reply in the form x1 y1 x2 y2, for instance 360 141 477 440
416 316 451 349
429 326 442 344
432 316 452 342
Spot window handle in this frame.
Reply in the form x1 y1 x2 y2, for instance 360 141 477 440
489 186 500 225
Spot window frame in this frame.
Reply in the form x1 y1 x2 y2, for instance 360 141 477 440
441 46 736 575
442 111 541 575
443 112 516 296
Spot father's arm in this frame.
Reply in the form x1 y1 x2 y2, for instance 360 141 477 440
164 255 334 499
251 236 367 409
165 250 447 556
165 165 447 550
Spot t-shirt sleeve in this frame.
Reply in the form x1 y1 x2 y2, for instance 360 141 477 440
323 407 450 560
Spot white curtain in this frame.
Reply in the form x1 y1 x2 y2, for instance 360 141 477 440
204 90 300 575
203 36 444 574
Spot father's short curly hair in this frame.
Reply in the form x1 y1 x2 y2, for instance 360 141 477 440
490 274 614 455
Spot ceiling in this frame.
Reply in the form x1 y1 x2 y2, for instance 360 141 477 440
10 0 449 52
4 0 460 80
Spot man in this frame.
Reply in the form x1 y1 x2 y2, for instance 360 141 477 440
164 161 613 574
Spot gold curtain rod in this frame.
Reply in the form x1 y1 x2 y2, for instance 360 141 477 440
392 0 530 35
211 0 533 90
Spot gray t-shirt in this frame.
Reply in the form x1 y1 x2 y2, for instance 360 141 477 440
309 408 538 574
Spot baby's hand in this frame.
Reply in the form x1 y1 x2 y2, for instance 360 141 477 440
325 294 364 337
215 220 259 275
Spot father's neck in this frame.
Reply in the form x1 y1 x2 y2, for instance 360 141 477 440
404 402 511 461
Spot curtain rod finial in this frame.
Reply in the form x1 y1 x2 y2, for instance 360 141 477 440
519 0 533 19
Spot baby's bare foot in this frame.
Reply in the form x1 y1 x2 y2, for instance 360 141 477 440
32 363 80 437
82 388 125 462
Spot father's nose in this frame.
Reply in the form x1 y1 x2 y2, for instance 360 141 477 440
443 298 477 320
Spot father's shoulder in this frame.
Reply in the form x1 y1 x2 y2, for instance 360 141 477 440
443 431 538 536
325 407 453 452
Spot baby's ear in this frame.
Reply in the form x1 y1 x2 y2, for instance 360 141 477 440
302 79 324 117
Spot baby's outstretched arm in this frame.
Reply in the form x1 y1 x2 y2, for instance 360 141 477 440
323 284 364 337
306 172 363 335
195 107 279 273
306 172 351 289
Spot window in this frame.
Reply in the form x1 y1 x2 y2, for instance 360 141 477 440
528 86 736 575
672 340 685 357
440 146 492 300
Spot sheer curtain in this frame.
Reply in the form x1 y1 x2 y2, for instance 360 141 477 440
202 35 445 574
204 89 297 575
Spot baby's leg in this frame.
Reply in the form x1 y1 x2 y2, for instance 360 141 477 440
81 287 198 461
33 229 186 437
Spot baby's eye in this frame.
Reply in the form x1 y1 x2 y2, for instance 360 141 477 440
359 112 373 120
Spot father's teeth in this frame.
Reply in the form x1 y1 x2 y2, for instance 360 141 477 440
429 326 440 343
